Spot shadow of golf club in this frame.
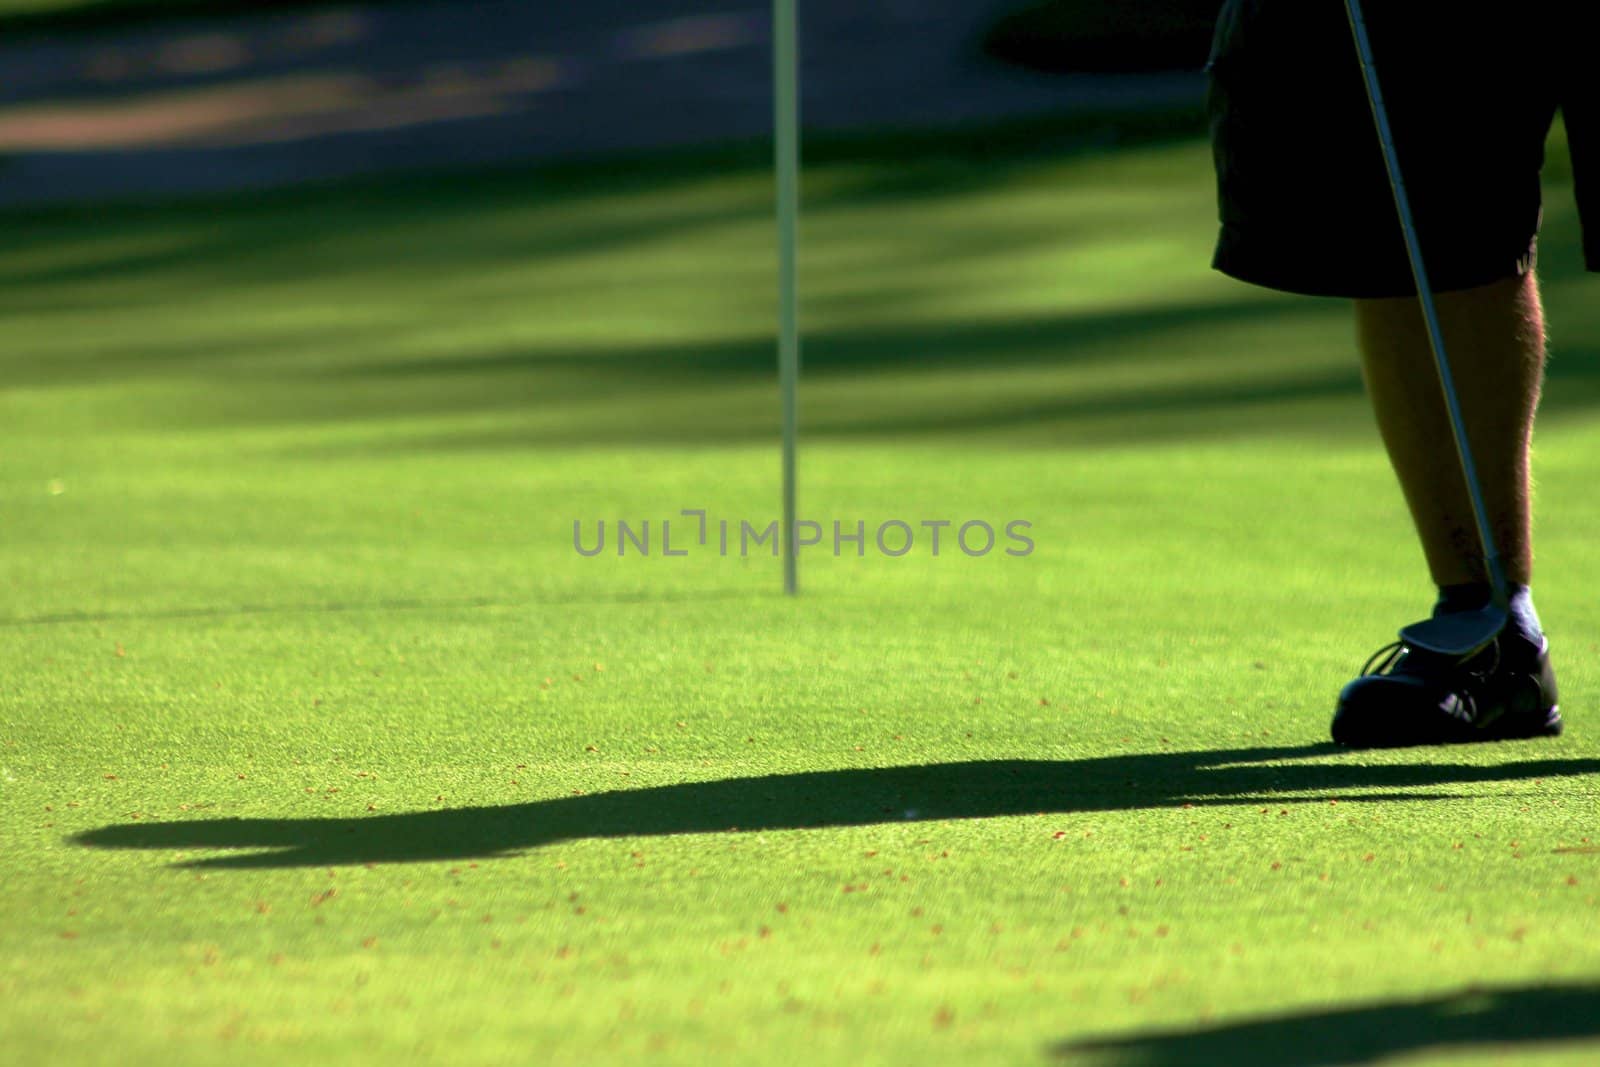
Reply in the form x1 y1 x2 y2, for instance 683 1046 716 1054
1052 979 1600 1065
0 586 760 628
72 744 1600 869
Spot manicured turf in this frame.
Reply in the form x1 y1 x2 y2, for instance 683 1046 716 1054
3 117 1599 1065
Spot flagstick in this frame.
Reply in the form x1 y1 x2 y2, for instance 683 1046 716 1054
775 0 800 595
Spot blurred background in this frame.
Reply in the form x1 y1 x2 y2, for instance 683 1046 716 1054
3 0 1594 615
0 1 1211 203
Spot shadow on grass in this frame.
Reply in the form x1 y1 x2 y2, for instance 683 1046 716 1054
0 109 1206 280
1052 980 1600 1065
74 744 1600 868
0 587 758 628
266 295 1355 447
4 110 1596 448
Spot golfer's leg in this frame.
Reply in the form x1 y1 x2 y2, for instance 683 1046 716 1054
1353 272 1546 588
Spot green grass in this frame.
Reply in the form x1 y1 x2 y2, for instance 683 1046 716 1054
3 116 1600 1065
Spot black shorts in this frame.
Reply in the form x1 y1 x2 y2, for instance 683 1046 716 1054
1207 0 1599 298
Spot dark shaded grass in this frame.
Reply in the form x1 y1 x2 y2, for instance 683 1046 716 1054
1055 981 1600 1065
4 108 1593 458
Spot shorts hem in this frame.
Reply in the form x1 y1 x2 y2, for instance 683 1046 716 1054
1212 224 1536 300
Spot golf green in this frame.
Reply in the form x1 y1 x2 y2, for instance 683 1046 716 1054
3 118 1598 1065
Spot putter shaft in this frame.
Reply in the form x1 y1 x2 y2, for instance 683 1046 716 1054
1343 0 1510 609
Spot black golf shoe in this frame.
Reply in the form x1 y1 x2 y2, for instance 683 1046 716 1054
1331 630 1561 748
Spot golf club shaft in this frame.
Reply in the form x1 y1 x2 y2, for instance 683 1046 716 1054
1343 0 1510 607
775 0 800 596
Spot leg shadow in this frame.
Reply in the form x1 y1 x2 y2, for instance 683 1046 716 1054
72 744 1600 869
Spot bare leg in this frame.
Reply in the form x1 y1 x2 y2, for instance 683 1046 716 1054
1331 272 1559 747
1353 272 1546 588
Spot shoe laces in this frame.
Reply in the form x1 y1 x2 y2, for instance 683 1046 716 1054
1359 640 1406 677
1361 637 1502 677
1359 637 1503 724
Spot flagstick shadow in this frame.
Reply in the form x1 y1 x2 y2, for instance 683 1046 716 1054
73 744 1600 869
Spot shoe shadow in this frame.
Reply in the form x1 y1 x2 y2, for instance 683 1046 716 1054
73 744 1600 868
1052 980 1600 1065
